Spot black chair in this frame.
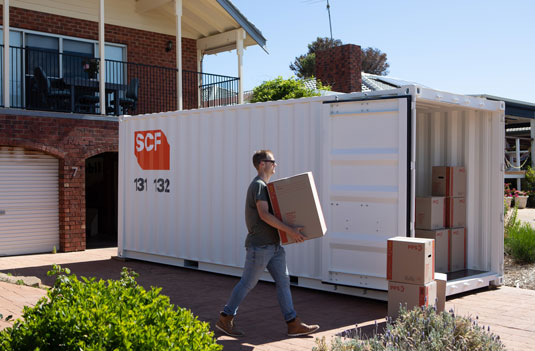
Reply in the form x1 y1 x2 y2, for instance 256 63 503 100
119 78 139 114
77 91 100 114
32 66 71 111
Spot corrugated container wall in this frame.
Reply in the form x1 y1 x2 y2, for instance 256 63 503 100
118 86 505 299
119 97 327 281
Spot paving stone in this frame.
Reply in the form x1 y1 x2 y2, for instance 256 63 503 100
0 248 534 350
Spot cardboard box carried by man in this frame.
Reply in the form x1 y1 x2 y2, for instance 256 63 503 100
267 172 327 245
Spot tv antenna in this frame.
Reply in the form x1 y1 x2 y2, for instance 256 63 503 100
326 0 333 40
303 0 333 40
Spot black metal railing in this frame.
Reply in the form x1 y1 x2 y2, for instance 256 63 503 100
0 46 240 115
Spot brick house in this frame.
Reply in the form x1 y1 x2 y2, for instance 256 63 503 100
0 0 266 255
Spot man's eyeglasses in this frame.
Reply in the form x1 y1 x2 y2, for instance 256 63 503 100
262 159 276 164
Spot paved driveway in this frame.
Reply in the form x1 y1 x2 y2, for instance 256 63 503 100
1 248 534 350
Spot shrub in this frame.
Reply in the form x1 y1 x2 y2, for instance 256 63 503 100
250 76 329 103
504 204 520 238
505 222 535 263
313 305 505 351
0 265 222 351
523 166 535 207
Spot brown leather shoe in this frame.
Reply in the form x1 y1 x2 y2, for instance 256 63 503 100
287 317 320 337
215 313 245 337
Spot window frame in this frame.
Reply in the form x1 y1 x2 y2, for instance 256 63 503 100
0 26 127 108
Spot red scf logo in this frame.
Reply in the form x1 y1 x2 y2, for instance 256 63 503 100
134 130 170 170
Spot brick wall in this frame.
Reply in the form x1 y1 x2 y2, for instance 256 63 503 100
0 6 202 252
0 114 118 252
315 44 362 93
0 5 198 111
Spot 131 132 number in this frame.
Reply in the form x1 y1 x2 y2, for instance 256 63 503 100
134 178 170 193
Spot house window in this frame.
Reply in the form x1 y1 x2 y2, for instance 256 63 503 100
63 39 94 79
26 34 60 78
103 45 125 84
0 30 23 106
1 27 126 109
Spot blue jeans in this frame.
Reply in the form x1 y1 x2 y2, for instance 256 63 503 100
223 244 297 322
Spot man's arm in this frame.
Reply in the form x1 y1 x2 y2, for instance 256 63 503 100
256 200 306 243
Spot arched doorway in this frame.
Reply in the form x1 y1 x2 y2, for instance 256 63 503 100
85 152 118 248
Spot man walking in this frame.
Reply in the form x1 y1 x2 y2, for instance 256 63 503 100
216 150 320 337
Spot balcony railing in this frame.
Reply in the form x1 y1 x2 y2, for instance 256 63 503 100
0 46 240 115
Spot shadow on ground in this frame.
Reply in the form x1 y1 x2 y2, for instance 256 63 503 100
1 258 387 349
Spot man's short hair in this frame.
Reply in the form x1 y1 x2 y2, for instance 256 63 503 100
252 150 273 170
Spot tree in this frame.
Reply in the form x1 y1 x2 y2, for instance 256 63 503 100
361 47 389 76
290 38 390 78
250 76 329 103
289 37 342 79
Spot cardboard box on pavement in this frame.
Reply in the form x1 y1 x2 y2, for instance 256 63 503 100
445 197 466 228
415 229 448 273
267 172 327 245
388 280 438 319
387 237 435 285
435 272 447 313
432 166 466 197
415 197 445 230
449 228 466 272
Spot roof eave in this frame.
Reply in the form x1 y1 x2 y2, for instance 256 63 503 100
216 0 268 54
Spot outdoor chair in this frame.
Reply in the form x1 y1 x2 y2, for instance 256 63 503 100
77 91 100 114
118 78 139 114
32 66 71 111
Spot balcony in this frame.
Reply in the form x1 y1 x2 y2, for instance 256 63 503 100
0 46 240 115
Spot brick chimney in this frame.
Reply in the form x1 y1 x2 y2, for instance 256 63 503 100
315 44 362 93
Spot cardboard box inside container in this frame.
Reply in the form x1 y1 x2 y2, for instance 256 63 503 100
415 197 445 230
446 197 466 228
388 280 438 319
387 237 435 285
432 166 466 197
449 228 466 272
415 229 448 273
267 172 327 245
434 272 447 313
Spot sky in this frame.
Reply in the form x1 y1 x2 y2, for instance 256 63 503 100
204 0 534 103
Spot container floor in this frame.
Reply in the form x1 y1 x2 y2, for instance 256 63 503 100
447 269 487 281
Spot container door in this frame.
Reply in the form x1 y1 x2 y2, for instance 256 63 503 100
321 96 413 291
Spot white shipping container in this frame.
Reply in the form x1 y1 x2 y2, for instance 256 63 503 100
118 86 505 300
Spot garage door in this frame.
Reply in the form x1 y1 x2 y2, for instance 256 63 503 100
0 147 59 256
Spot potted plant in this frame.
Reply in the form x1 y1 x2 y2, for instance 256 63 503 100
515 189 529 209
504 183 513 208
82 58 99 79
505 183 528 209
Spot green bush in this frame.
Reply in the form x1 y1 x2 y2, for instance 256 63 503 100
250 76 329 103
313 305 505 351
504 204 520 237
0 265 221 351
505 221 535 263
522 166 535 207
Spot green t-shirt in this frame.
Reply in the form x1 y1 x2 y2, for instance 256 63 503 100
244 176 280 247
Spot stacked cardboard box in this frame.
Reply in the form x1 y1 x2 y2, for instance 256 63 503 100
414 196 447 273
432 166 467 273
434 272 447 313
386 237 437 318
416 166 467 273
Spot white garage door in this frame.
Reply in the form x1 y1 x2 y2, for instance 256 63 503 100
0 147 59 256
